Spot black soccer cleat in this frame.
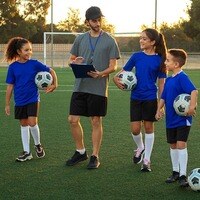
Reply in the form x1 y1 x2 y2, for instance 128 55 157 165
179 175 189 187
141 159 151 172
165 171 179 183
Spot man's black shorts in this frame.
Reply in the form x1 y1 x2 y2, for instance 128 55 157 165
130 99 157 122
15 102 39 119
69 92 107 117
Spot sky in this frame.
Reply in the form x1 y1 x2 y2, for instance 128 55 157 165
46 0 191 33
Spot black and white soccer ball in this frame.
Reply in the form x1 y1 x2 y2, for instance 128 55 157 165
173 93 190 116
118 71 137 91
188 168 200 192
35 71 53 89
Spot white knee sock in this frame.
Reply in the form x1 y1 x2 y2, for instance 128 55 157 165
178 148 188 176
170 148 179 172
131 132 144 151
29 124 40 145
21 126 30 153
144 133 155 162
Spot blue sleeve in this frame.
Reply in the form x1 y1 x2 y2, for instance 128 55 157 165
123 53 135 71
180 73 196 93
6 66 15 84
35 60 50 72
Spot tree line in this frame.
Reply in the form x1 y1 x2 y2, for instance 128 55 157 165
0 0 200 51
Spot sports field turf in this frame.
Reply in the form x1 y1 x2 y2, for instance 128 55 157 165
0 67 199 199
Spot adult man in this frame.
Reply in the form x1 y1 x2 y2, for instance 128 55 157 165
66 6 120 169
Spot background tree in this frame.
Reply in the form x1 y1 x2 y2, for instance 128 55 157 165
57 8 115 33
0 1 199 51
0 0 50 43
57 8 85 32
159 22 198 51
54 8 115 44
182 0 200 45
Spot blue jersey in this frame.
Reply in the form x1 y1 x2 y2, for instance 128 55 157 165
6 59 50 106
123 51 166 100
161 71 196 128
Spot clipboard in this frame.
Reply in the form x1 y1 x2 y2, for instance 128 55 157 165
70 63 96 78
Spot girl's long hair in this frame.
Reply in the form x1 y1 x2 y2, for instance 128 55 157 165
143 28 167 73
5 37 30 62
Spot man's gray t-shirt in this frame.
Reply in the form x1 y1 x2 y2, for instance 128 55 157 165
70 31 120 97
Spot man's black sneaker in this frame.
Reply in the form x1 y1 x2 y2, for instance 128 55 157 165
133 148 145 164
179 175 189 187
16 151 33 162
87 155 100 169
66 151 88 166
165 171 179 183
35 144 45 158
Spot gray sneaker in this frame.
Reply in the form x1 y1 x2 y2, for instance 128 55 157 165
16 151 33 162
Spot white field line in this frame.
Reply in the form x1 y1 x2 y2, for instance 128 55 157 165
1 83 199 92
0 84 120 92
0 89 120 92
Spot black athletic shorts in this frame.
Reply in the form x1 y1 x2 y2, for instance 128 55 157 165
130 99 157 122
15 102 39 119
166 126 190 144
69 92 107 117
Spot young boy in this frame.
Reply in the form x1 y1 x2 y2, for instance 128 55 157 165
155 49 198 187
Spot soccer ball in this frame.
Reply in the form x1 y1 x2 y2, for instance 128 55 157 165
173 93 190 116
188 168 200 191
35 71 53 89
118 71 137 91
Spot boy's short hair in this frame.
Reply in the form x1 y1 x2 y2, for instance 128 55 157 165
168 49 187 67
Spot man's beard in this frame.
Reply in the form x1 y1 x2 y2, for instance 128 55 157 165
90 26 100 32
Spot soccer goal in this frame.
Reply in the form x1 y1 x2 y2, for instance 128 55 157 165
43 31 140 68
43 32 81 68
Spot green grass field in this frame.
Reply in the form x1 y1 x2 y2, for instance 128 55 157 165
0 67 199 200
